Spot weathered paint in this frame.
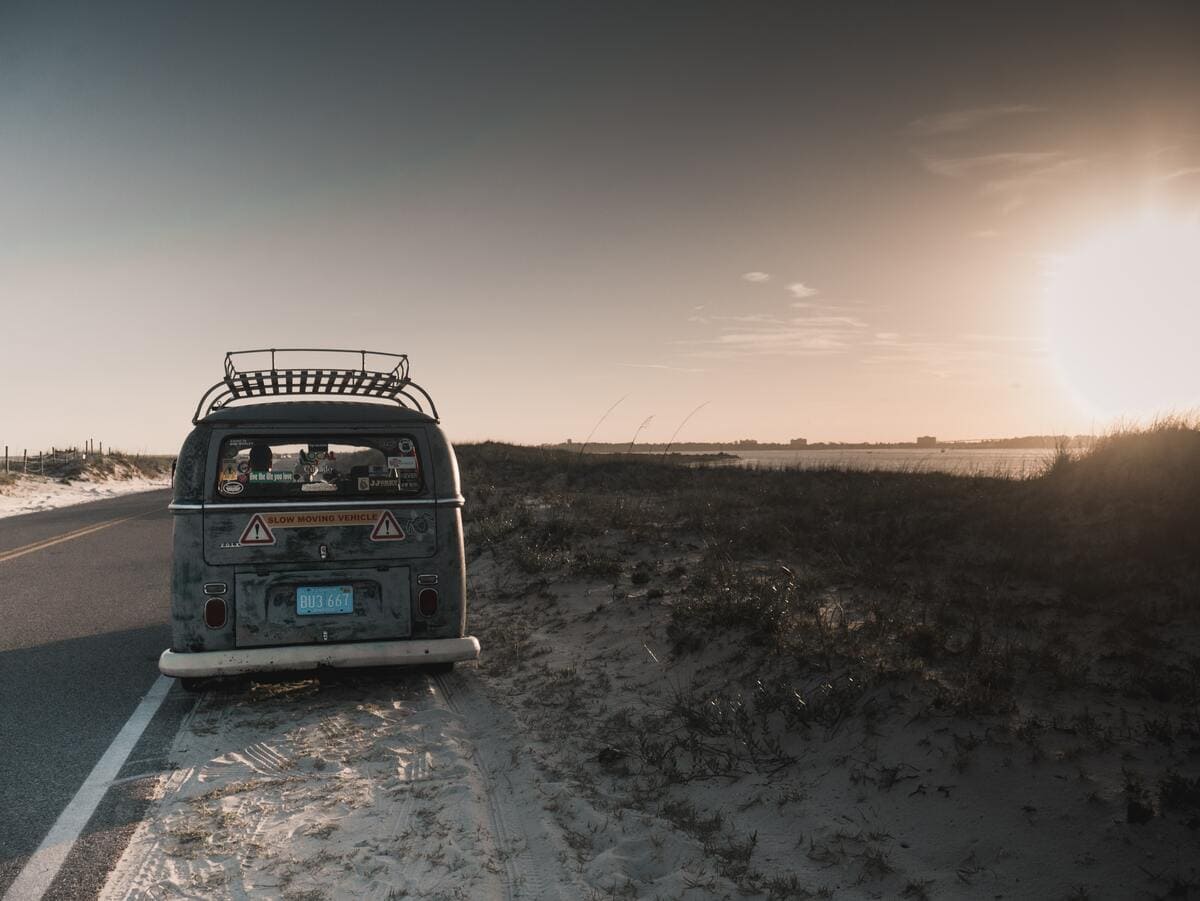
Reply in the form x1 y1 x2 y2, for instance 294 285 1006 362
233 565 412 647
168 402 469 657
202 505 437 566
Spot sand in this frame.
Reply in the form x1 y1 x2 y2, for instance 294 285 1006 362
99 531 1200 899
0 471 169 519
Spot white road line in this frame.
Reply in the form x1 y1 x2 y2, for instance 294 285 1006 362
3 676 174 901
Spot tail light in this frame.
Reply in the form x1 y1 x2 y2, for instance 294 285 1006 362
204 597 228 629
418 588 439 617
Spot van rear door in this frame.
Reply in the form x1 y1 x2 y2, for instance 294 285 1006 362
201 432 438 648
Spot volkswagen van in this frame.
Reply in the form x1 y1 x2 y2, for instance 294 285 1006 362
160 349 479 688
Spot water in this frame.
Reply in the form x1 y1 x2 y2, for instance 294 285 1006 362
659 448 1055 478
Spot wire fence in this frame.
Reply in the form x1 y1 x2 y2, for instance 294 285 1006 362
2 441 111 475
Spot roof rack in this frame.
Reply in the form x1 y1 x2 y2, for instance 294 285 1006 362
193 348 439 423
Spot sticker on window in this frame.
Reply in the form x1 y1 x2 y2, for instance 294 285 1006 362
214 436 423 499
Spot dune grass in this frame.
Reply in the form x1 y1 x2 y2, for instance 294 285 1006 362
461 419 1200 610
458 424 1200 894
459 420 1200 742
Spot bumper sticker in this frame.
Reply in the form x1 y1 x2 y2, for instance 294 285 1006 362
370 510 406 541
235 509 407 543
239 513 275 545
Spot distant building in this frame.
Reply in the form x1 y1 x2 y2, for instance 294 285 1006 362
790 438 808 447
916 435 937 447
735 439 759 446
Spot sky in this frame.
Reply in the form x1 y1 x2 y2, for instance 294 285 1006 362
2 1 1199 452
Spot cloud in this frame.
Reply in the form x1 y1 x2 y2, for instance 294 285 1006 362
692 313 788 325
859 332 1047 376
786 282 818 299
917 150 1087 213
678 312 869 358
616 362 707 373
917 151 1062 179
706 314 789 324
741 271 771 282
1156 166 1200 183
906 104 1047 136
977 157 1088 212
907 104 1090 214
959 333 1047 356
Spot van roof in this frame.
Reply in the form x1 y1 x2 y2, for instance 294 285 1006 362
200 401 438 426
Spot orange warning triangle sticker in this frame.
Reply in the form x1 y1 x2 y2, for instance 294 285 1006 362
239 513 276 545
369 509 406 541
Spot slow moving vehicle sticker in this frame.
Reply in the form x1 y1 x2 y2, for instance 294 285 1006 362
233 509 409 546
239 513 275 545
370 510 405 541
262 510 380 527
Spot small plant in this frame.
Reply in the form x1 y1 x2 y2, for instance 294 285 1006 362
570 550 622 579
901 880 934 900
1122 767 1155 824
1158 770 1200 817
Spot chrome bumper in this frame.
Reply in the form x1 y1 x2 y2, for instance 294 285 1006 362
159 636 480 678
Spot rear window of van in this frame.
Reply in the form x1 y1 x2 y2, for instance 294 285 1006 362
213 435 423 500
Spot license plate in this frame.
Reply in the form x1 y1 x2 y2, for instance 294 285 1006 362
296 585 354 615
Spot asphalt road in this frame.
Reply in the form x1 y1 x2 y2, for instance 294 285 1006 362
0 490 193 899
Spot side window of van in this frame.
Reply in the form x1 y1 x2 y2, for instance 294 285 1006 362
214 435 422 499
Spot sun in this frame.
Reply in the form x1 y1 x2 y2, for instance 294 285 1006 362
1044 215 1200 421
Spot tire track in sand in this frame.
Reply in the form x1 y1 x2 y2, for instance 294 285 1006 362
433 671 588 901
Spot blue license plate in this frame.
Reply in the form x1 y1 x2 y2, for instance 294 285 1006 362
296 585 354 615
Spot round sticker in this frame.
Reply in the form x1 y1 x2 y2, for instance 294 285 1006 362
236 460 250 475
220 481 244 495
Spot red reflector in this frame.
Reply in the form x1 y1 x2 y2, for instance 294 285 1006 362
204 597 227 629
418 588 439 617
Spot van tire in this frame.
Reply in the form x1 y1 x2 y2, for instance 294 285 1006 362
426 661 455 675
180 677 206 693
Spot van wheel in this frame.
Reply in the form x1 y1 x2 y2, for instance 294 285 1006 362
426 661 455 675
180 677 206 693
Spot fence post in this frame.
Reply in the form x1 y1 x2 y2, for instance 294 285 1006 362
23 449 28 473
3 446 7 473
39 452 43 474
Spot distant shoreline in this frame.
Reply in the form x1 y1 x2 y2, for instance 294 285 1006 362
546 435 1092 452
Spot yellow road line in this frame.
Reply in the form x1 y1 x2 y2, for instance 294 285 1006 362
0 509 158 564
